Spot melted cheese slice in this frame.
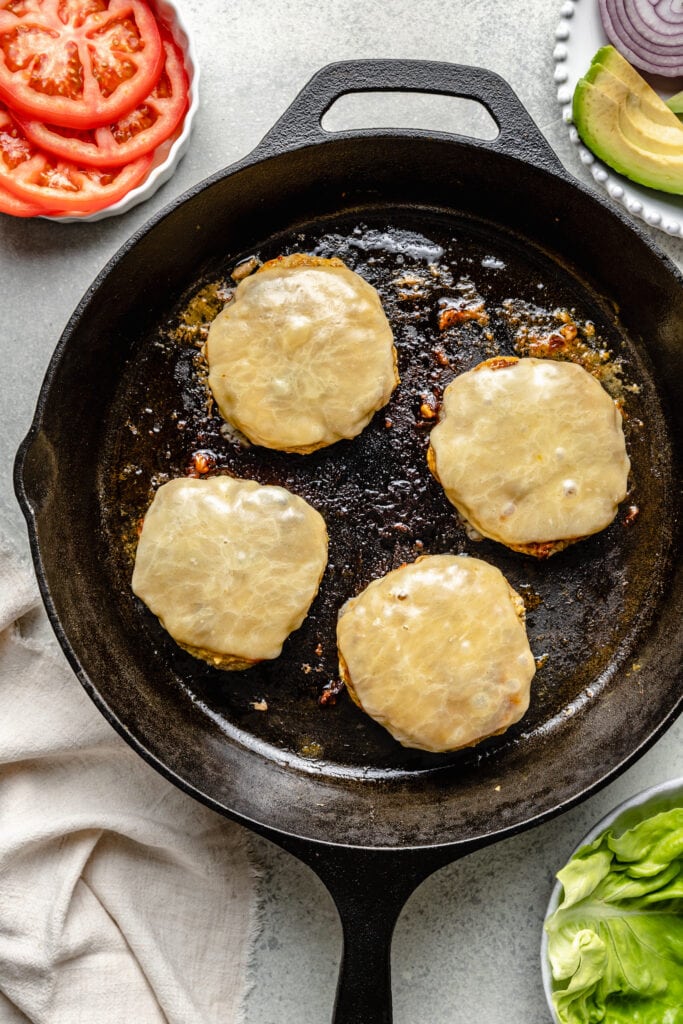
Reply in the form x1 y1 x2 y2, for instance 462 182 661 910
206 254 398 453
429 357 630 548
132 476 328 668
337 555 535 752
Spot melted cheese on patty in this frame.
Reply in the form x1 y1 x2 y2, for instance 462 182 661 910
132 476 328 669
336 555 535 752
428 357 630 552
206 254 398 453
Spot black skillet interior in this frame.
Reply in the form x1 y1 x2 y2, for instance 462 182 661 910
16 61 683 852
103 209 672 770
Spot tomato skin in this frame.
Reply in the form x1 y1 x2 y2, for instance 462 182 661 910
0 178 43 216
15 35 188 168
0 0 164 129
0 101 153 213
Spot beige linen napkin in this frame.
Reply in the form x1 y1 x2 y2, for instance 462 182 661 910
0 538 258 1024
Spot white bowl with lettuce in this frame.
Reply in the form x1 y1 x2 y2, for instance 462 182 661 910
541 777 683 1024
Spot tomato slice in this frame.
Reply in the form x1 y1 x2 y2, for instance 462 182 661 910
0 0 164 129
15 34 187 167
0 100 152 212
0 176 42 214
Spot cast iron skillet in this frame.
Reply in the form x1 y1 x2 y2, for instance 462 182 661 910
15 60 683 1023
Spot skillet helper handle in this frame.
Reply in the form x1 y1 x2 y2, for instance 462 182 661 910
252 58 564 175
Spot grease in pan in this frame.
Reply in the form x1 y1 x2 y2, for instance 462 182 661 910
111 216 658 773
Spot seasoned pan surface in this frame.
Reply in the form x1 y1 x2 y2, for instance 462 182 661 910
100 205 674 778
16 60 683 849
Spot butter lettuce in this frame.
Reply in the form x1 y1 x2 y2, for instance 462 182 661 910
545 808 683 1024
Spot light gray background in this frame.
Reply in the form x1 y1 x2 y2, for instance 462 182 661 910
1 2 681 1022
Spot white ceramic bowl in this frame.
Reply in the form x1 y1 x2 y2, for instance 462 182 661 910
541 776 683 1023
553 0 683 237
43 0 199 223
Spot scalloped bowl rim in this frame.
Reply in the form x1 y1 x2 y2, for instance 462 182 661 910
540 775 683 1024
553 0 683 238
40 0 199 223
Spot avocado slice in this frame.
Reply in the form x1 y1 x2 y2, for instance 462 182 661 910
585 48 680 129
590 49 669 110
596 47 683 124
584 65 683 154
667 90 683 116
573 49 683 195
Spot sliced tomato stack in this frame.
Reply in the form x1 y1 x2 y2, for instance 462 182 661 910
0 0 189 217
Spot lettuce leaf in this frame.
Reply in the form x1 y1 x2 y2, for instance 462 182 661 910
545 808 683 1024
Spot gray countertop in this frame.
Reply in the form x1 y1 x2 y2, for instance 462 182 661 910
1 2 682 1022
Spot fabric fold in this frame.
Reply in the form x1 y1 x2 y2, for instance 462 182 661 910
0 537 257 1024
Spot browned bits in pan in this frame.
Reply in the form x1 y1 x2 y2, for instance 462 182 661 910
105 215 658 772
624 505 640 526
501 300 631 398
186 450 216 476
319 678 345 707
478 355 517 371
438 303 488 330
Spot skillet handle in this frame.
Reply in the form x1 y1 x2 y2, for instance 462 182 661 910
275 836 456 1024
251 58 564 175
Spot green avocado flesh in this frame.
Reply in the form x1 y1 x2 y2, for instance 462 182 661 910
667 91 683 115
573 46 683 195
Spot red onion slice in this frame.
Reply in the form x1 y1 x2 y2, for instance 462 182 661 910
599 0 683 77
